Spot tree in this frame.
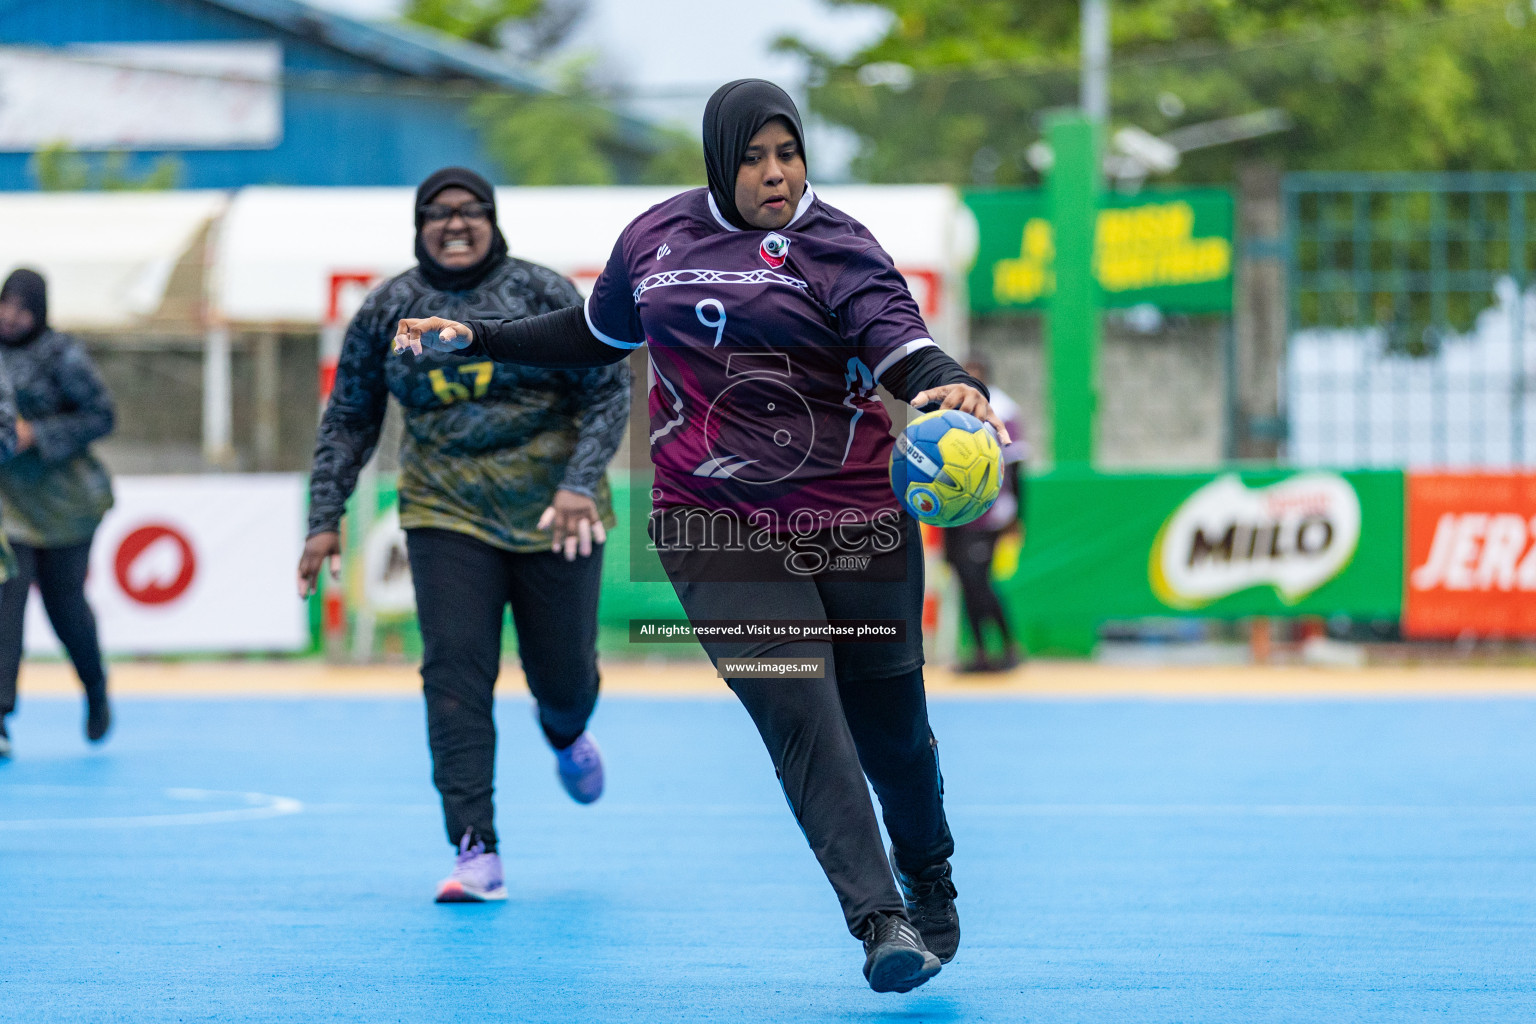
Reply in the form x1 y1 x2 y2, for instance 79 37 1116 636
404 0 586 57
405 0 703 185
781 0 1536 184
30 144 181 191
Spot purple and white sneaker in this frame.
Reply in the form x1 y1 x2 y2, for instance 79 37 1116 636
434 832 507 903
555 732 604 804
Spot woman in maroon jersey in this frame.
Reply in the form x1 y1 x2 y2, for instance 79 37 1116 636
393 80 1010 994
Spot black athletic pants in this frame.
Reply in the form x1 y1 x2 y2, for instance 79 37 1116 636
406 527 603 853
0 539 106 718
943 528 1014 653
655 512 954 938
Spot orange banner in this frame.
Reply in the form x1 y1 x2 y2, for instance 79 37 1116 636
1404 473 1536 638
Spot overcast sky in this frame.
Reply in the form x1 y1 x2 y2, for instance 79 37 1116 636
311 0 892 171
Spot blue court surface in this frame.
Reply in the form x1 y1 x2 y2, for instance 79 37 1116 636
4 692 1536 1023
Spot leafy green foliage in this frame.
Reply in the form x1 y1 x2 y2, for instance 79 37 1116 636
405 0 701 184
638 129 707 186
403 0 557 52
785 0 1536 183
469 60 620 185
29 144 181 191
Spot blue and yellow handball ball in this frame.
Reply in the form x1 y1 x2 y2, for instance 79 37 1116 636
889 408 1004 527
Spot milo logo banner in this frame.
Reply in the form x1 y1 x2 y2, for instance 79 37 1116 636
999 470 1403 639
1151 473 1362 608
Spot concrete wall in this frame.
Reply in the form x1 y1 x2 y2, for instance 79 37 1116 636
971 313 1227 470
90 316 1230 479
88 333 323 475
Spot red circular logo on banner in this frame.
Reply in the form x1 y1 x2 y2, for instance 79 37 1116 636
114 525 197 605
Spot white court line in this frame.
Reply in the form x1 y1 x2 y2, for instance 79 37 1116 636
0 787 304 831
953 803 1536 817
294 802 1536 819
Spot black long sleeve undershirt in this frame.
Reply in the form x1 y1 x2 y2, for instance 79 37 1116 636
463 307 626 368
459 309 987 405
877 345 988 406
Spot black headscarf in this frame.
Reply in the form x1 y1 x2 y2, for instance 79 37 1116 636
0 268 47 348
413 166 509 292
702 80 807 231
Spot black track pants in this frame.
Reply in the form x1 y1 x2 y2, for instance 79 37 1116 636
655 511 954 937
406 527 603 853
0 539 105 718
944 528 1013 651
728 657 953 937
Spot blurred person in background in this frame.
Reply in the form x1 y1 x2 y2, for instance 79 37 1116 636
942 355 1026 672
0 267 114 758
298 168 631 903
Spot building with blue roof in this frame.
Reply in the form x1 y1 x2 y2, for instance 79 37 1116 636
0 0 656 189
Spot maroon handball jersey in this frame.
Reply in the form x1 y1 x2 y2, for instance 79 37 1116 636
585 185 936 528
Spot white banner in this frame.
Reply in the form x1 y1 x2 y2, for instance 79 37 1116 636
23 474 309 655
0 43 281 151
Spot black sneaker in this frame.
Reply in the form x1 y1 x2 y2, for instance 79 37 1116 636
0 716 10 759
861 912 941 993
891 848 960 963
86 693 111 744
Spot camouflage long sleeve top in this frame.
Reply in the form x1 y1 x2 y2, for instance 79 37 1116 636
0 329 112 548
307 257 631 553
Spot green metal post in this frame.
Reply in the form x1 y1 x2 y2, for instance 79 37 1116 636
1046 113 1101 467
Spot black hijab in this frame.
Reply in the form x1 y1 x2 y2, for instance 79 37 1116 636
702 80 807 231
413 166 509 292
0 268 47 348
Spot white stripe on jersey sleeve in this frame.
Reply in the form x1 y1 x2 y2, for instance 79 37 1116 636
871 337 938 383
584 292 644 350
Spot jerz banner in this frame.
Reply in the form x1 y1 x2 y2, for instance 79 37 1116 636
24 474 309 655
1404 473 1536 639
965 188 1234 314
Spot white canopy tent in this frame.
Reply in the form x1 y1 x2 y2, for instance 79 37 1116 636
212 184 977 347
1 185 978 466
0 190 228 330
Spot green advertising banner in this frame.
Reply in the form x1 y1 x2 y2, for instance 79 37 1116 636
330 472 685 657
965 188 1235 314
998 468 1404 651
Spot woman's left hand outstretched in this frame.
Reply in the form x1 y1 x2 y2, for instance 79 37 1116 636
909 383 1014 447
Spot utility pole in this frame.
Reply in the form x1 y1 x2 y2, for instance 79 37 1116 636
1081 0 1109 121
1046 0 1109 468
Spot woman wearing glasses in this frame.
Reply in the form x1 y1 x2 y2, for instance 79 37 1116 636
299 167 631 902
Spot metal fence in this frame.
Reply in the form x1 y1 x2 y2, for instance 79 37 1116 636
1285 173 1536 469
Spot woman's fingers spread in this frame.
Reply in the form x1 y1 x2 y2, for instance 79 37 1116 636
577 518 593 558
908 390 932 408
592 520 607 546
562 532 579 561
537 506 556 531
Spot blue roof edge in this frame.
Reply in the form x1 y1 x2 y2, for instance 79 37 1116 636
201 0 547 90
198 0 662 150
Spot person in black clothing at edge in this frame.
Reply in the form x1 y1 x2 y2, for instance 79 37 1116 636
943 355 1028 672
0 268 109 759
394 83 1015 993
299 168 631 903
